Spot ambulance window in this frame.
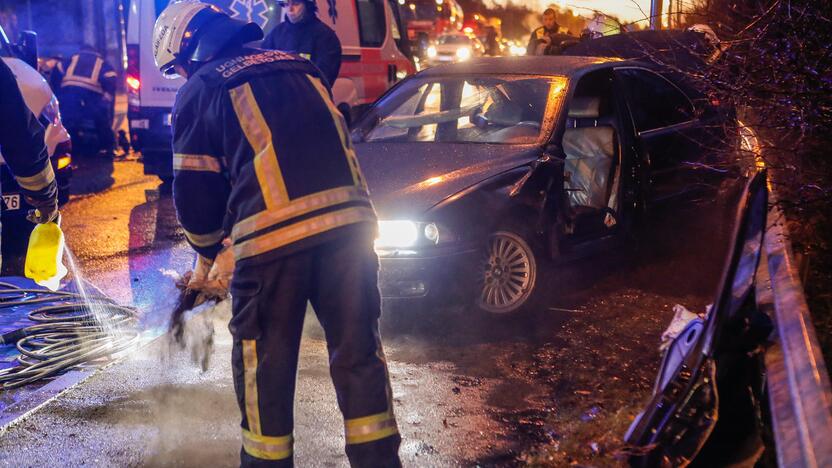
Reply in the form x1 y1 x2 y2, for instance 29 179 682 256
356 0 386 47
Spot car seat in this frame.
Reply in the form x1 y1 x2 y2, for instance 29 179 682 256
562 96 619 214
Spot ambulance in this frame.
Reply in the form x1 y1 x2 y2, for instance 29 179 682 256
126 0 414 181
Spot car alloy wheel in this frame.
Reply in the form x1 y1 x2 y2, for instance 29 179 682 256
476 231 537 314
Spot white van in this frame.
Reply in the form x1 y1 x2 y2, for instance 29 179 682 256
126 0 413 181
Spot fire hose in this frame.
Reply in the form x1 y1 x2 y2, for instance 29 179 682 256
0 280 139 391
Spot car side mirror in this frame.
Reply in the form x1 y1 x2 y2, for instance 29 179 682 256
16 31 38 70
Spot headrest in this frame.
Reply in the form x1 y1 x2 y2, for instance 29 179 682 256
567 97 601 118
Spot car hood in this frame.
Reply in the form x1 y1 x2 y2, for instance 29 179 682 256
355 142 540 219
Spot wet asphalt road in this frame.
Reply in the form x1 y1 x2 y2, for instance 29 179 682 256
0 154 738 466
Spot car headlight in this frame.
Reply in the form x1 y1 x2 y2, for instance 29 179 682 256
427 46 437 58
456 47 471 60
376 221 419 248
375 221 454 249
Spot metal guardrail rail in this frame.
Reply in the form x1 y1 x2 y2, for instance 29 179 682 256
760 181 832 467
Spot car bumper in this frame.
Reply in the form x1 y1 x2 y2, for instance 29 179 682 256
128 106 173 177
378 244 480 300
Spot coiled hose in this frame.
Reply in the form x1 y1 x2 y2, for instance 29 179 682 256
0 280 139 390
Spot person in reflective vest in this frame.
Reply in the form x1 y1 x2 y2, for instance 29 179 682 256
153 3 400 467
59 45 117 157
0 59 60 269
262 0 342 88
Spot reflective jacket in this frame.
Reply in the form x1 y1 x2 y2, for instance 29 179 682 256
171 48 376 265
0 59 57 209
60 51 117 97
262 15 342 87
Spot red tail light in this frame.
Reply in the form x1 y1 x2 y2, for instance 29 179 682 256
126 45 140 95
127 75 141 91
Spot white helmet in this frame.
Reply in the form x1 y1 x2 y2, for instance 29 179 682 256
153 1 262 78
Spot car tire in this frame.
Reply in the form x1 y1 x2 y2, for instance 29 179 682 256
474 229 544 315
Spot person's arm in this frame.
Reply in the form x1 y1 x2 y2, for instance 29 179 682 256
171 89 230 261
100 60 118 98
0 59 58 220
314 26 342 88
526 29 539 56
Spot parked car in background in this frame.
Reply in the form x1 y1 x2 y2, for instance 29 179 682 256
425 33 484 66
352 56 747 314
126 0 413 182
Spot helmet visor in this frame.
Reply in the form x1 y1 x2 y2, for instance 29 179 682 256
159 59 181 79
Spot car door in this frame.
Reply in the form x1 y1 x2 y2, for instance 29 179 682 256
614 67 709 202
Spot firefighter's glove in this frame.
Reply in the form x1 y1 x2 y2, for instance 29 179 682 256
205 246 234 296
26 199 59 224
187 254 214 291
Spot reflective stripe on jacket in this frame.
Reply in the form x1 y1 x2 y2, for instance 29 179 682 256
171 48 376 264
61 51 117 96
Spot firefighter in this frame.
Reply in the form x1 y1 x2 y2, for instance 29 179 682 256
526 8 560 56
59 45 118 157
152 2 400 466
0 59 60 268
262 0 342 88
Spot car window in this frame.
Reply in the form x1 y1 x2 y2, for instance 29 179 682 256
617 68 695 132
438 35 469 45
356 0 386 47
360 74 567 144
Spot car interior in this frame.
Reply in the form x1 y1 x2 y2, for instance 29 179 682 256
561 70 622 239
363 77 551 144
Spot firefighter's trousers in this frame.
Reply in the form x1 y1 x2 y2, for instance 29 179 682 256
229 232 401 467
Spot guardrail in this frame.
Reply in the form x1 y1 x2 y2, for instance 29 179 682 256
759 180 832 467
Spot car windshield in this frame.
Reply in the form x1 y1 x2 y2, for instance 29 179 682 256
438 35 469 45
358 74 567 144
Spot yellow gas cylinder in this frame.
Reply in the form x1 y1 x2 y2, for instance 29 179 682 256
24 215 68 291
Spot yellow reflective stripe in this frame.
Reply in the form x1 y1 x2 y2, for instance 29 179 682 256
229 83 288 209
90 57 103 83
173 153 222 173
231 186 371 240
60 79 104 93
305 75 368 191
344 410 399 445
242 429 293 460
102 70 118 78
15 163 55 191
234 206 376 261
183 228 224 248
242 339 262 435
65 55 79 77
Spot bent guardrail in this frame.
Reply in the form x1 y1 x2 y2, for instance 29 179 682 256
761 181 832 467
625 168 832 467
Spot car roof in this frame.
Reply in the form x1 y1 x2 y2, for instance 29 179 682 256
417 55 634 78
562 30 711 71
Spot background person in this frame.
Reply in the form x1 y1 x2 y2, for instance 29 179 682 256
262 0 342 88
59 45 118 157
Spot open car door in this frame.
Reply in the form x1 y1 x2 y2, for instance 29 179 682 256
614 67 722 203
624 170 771 467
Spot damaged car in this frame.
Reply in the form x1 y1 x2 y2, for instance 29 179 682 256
353 56 743 314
